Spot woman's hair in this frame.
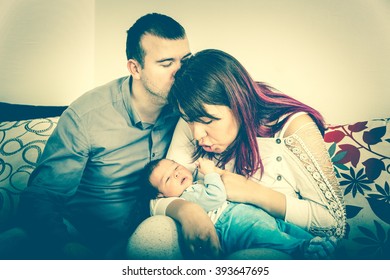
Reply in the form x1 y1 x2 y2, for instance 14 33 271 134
169 49 325 177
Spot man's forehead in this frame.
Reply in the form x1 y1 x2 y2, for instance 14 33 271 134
141 34 189 60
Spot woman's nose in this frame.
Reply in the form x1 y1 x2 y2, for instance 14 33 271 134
192 123 207 141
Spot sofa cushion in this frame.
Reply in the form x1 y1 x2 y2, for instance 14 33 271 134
325 118 390 259
0 117 59 230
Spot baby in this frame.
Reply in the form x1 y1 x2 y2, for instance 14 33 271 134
143 157 337 259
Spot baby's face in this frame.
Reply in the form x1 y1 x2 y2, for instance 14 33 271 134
150 159 194 197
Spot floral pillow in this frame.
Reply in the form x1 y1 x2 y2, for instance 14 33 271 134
324 118 390 259
0 118 59 230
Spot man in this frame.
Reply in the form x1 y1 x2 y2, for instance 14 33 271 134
18 13 219 259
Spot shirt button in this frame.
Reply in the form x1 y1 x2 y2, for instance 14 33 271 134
276 156 282 162
277 175 282 181
152 153 156 158
276 138 281 144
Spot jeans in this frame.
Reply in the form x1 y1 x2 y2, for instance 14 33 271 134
215 202 313 255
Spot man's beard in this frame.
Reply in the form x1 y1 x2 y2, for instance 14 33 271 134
146 87 168 105
142 78 170 105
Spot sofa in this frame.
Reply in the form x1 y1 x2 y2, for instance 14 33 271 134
0 102 389 259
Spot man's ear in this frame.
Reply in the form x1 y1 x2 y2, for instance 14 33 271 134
127 59 141 79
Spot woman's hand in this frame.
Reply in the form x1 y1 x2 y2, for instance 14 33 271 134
166 200 222 259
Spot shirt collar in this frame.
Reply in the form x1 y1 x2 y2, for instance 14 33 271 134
156 104 180 126
121 76 141 127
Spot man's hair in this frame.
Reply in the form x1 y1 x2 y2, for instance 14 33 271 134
126 13 186 66
140 158 164 200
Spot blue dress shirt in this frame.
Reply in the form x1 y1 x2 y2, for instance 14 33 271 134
20 76 179 250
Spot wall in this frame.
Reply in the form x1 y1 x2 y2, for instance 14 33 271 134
1 0 389 124
0 0 95 106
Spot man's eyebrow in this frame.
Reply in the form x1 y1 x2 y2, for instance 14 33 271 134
156 52 192 63
156 58 174 63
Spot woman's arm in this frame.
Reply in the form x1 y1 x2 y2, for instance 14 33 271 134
166 199 222 258
150 197 222 258
221 171 287 219
223 114 346 238
282 114 346 238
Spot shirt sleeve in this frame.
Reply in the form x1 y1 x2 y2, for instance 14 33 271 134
150 197 185 216
181 173 227 212
166 118 197 173
18 107 90 247
283 120 346 239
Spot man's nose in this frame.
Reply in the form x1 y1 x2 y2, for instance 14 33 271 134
172 61 182 77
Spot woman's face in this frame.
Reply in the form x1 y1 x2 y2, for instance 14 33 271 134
184 104 240 154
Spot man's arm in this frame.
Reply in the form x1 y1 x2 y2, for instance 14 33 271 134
17 108 90 254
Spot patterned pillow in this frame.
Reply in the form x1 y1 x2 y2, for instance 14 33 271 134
324 118 390 259
0 118 59 230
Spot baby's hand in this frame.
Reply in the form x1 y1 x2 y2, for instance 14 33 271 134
195 158 216 175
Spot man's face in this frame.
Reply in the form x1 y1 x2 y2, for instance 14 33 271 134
150 159 194 197
138 34 191 102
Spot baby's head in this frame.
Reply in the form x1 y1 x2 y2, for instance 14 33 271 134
143 158 194 198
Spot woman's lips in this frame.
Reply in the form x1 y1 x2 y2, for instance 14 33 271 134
200 145 213 152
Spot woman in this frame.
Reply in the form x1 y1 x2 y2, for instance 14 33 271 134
151 49 346 258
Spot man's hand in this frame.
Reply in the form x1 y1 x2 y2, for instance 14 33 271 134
166 200 222 259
